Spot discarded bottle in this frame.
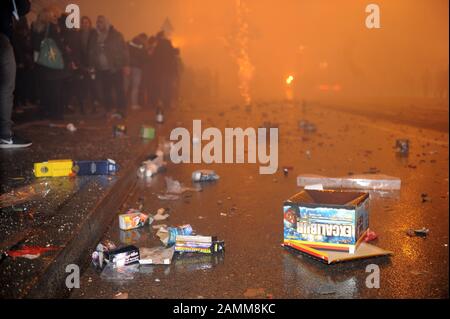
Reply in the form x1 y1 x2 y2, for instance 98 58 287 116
137 151 166 178
156 109 164 124
192 170 220 182
396 139 410 155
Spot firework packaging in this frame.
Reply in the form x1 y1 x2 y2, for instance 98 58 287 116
139 246 175 265
105 245 140 268
34 160 74 177
284 190 369 254
175 235 225 254
73 159 119 176
119 209 152 231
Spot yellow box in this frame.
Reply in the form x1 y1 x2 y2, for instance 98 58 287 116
34 160 74 177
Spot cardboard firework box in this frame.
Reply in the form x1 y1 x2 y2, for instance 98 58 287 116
283 190 369 254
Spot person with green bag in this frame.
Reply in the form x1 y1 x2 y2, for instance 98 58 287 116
31 7 68 120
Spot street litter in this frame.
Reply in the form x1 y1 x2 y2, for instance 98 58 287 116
6 245 60 259
175 235 225 254
157 194 180 201
34 160 75 178
156 108 164 124
119 209 152 231
421 193 432 203
165 177 199 194
364 229 378 242
34 159 119 177
113 125 127 138
100 263 139 281
137 151 166 178
192 170 220 182
298 120 317 133
283 189 393 264
141 125 155 140
407 228 430 237
396 139 410 155
49 123 77 132
73 159 119 176
153 208 170 221
106 245 140 268
157 225 193 246
139 246 175 265
92 240 117 268
0 181 51 209
284 190 370 254
297 174 401 191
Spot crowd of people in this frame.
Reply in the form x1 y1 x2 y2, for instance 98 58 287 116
1 0 182 148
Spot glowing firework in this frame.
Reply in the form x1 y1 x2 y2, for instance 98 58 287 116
235 0 254 105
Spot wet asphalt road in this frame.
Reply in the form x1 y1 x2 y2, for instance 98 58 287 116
71 101 448 299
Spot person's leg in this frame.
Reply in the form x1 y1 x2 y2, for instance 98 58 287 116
98 71 113 112
112 71 127 115
0 34 32 148
0 34 16 140
130 67 142 108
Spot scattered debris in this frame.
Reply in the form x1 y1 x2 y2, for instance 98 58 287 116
139 247 175 265
73 159 119 176
6 245 60 259
297 174 401 191
364 229 378 242
407 228 430 237
421 193 432 203
396 139 410 156
157 194 180 201
141 125 155 140
119 209 151 231
137 151 166 178
113 125 127 138
66 123 77 132
153 208 170 221
157 225 194 246
192 170 220 182
175 235 225 255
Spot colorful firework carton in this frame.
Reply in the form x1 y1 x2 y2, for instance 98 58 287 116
283 190 369 254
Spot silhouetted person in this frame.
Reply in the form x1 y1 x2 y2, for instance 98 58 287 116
88 16 129 117
152 31 178 110
0 0 31 148
125 33 148 110
31 8 68 121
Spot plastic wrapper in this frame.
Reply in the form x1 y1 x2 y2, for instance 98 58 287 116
165 177 199 194
0 181 51 209
139 247 175 265
297 174 401 191
100 263 140 281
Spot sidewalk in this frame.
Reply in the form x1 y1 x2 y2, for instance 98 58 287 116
0 109 161 298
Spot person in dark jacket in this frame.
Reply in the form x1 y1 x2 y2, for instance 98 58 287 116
79 16 98 114
31 8 68 120
125 33 148 110
11 16 33 109
0 0 32 148
88 16 129 117
151 31 179 110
